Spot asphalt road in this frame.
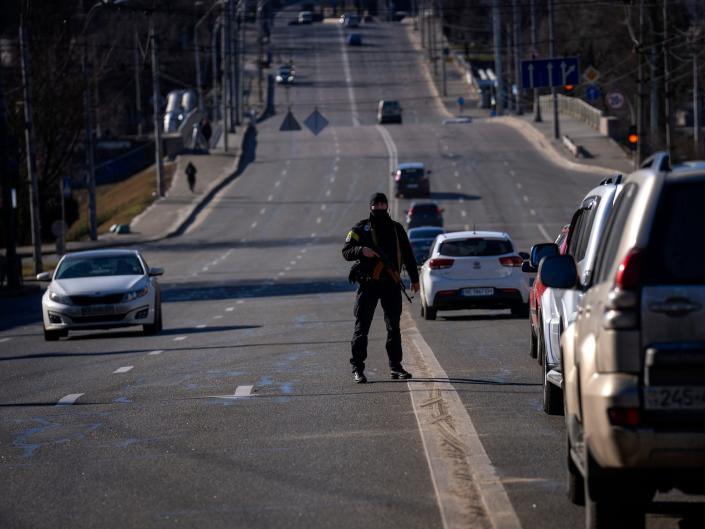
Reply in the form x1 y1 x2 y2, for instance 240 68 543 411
2 6 704 529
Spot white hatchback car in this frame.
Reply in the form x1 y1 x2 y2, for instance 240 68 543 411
37 249 163 340
419 231 530 320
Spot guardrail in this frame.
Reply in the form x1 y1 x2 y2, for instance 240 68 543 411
539 94 603 131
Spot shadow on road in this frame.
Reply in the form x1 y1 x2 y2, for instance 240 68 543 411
163 278 353 302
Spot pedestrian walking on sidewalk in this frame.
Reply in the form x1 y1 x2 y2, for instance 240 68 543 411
200 118 212 150
185 162 197 193
342 192 420 384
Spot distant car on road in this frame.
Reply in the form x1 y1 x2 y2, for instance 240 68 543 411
339 13 360 27
393 162 431 198
298 11 313 24
408 227 445 265
37 249 164 340
378 99 402 124
276 64 295 84
346 32 362 46
419 231 529 320
405 201 443 229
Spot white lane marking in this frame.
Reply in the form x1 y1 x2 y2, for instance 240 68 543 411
56 393 84 406
148 350 163 356
290 260 297 265
338 27 360 127
211 385 255 400
301 248 308 254
522 195 529 203
260 208 266 215
310 232 316 238
459 197 465 204
285 160 290 166
376 125 399 219
174 336 187 342
321 204 326 211
267 194 274 202
196 324 207 329
442 144 449 151
537 223 552 241
510 170 516 176
213 315 223 320
275 181 281 187
225 307 235 312
504 160 510 166
330 176 336 183
285 266 291 271
0 337 10 343
316 217 322 224
335 156 340 163
333 165 338 172
403 314 522 529
113 366 134 374
530 209 536 216
251 221 258 229
516 182 523 190
454 171 459 177
236 300 244 304
452 161 457 167
278 272 285 277
281 168 288 176
296 255 303 260
202 266 209 272
461 210 467 217
325 190 331 197
456 183 461 190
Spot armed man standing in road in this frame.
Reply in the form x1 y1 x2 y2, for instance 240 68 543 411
342 193 420 383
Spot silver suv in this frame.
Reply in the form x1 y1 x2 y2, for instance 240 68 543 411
541 152 705 528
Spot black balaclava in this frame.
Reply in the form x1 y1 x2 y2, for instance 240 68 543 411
368 193 396 261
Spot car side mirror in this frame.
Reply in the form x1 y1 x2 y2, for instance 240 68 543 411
538 255 577 289
149 267 164 277
521 261 536 274
518 251 529 261
36 272 51 282
530 242 559 268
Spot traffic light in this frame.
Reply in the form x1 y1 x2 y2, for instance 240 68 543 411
563 84 575 95
627 126 638 151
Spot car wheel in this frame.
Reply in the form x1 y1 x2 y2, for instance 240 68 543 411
423 300 437 321
511 303 529 318
543 356 564 415
584 475 646 529
43 327 61 341
537 324 545 366
143 305 162 336
529 322 538 358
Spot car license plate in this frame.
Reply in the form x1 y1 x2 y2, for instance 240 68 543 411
461 287 494 297
81 305 115 316
644 386 705 410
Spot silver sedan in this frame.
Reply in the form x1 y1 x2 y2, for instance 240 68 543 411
37 249 163 340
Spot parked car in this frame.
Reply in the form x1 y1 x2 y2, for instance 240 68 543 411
408 226 445 265
276 64 295 84
526 236 563 356
377 99 402 124
298 11 313 24
419 230 529 320
405 201 443 229
537 176 623 414
541 152 705 528
339 13 360 27
37 249 164 340
346 32 362 46
393 162 431 198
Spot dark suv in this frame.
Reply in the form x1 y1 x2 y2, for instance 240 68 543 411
405 201 443 229
393 162 431 198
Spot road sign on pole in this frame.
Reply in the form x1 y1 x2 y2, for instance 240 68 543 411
279 110 302 131
585 84 600 102
520 57 580 89
304 108 329 136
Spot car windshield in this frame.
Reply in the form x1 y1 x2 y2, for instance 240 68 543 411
383 101 400 109
55 255 144 279
439 238 513 257
410 228 442 239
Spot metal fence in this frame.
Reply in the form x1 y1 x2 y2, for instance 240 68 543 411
539 94 603 131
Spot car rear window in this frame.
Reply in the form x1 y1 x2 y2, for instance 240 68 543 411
410 228 442 239
646 180 705 284
439 238 513 257
411 204 438 214
401 168 424 179
56 255 144 279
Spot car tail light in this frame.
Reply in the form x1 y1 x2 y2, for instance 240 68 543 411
429 258 454 269
608 407 641 427
437 290 455 297
499 255 523 267
615 248 645 290
395 174 401 182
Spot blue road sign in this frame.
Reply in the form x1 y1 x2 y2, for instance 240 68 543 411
521 57 580 89
585 84 600 102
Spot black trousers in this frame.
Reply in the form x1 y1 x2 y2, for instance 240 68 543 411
350 280 403 373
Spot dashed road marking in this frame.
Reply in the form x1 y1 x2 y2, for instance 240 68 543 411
260 208 266 215
461 210 467 217
456 183 461 190
225 307 235 312
522 195 529 203
510 170 516 176
310 232 316 238
454 171 459 177
530 209 536 216
56 393 84 406
278 271 285 277
213 315 223 320
0 337 10 343
174 336 187 342
285 266 291 271
148 350 163 356
267 194 274 202
235 385 253 397
275 181 281 187
290 260 297 266
316 217 322 224
333 165 338 172
330 176 336 183
251 221 258 229
281 168 288 176
196 324 207 329
321 204 326 211
114 366 134 374
297 255 303 260
516 182 523 189
504 160 510 166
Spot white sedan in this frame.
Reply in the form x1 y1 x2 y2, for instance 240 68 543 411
37 249 163 340
419 231 530 320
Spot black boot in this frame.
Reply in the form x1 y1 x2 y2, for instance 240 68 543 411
353 371 367 384
390 366 412 380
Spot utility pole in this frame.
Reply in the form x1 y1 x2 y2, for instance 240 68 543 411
81 42 97 240
221 6 230 152
227 0 235 132
0 58 21 288
150 19 165 197
636 0 644 167
662 0 671 156
430 0 437 77
194 18 203 114
212 16 221 122
257 0 264 104
548 0 560 139
134 27 143 136
238 0 246 125
506 21 513 111
513 0 522 115
531 0 541 121
19 18 43 273
492 0 504 116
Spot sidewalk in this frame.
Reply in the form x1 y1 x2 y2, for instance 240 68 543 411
402 19 633 176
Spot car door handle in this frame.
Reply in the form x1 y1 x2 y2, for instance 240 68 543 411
650 298 702 317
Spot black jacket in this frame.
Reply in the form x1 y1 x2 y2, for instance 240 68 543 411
342 217 419 284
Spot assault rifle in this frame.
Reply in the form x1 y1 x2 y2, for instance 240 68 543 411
371 246 414 303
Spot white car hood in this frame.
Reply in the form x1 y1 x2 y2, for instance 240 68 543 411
52 275 145 296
